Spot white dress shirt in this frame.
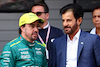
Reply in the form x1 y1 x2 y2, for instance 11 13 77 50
90 27 96 34
66 29 81 67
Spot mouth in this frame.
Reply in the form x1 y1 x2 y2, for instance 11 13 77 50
64 27 70 31
32 32 38 36
32 34 38 39
95 23 100 26
33 33 38 36
95 23 100 25
64 26 71 31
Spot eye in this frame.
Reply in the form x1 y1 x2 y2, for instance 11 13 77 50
67 19 72 22
62 19 65 22
28 23 35 29
93 16 96 18
31 24 35 27
36 12 42 16
98 15 100 18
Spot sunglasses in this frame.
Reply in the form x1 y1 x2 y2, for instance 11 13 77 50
32 12 47 16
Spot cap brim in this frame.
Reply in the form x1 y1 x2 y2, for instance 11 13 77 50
26 18 44 24
37 19 44 23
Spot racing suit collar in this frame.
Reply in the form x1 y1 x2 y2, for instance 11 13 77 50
19 35 35 47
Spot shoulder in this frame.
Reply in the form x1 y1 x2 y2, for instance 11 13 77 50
81 31 100 41
2 37 20 50
9 37 21 47
6 37 20 46
84 31 98 36
84 31 100 48
86 27 95 33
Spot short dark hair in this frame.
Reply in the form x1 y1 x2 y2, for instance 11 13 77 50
31 2 49 13
19 24 25 34
60 4 84 20
92 6 100 14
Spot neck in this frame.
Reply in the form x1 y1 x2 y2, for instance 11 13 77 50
69 29 79 40
96 27 100 36
40 21 48 29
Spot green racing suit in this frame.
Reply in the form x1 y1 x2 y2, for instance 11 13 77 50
0 35 47 67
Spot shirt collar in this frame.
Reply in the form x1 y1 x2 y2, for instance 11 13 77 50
90 27 96 34
67 29 81 41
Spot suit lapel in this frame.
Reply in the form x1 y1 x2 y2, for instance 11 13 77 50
77 30 86 60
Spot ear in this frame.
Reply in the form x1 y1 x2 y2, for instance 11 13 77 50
46 13 49 19
20 26 25 33
77 17 82 26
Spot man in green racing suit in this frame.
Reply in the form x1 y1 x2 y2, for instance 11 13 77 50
0 13 47 67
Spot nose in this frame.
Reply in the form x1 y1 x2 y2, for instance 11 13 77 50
63 21 69 26
95 17 99 21
34 26 39 34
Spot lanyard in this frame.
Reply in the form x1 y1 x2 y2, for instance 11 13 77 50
38 26 50 59
38 26 50 47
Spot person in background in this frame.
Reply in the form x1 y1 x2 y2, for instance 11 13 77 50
90 6 100 36
31 2 64 61
49 4 100 67
0 12 47 67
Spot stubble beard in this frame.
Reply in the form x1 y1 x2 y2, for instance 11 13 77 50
64 23 78 35
25 29 35 42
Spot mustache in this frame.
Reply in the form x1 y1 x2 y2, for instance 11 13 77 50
64 26 71 28
32 31 38 35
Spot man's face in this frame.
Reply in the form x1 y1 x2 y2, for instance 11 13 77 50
31 6 49 22
21 21 39 42
62 11 79 35
92 9 100 28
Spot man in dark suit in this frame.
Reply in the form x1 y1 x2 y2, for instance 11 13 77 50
49 4 100 67
31 2 64 61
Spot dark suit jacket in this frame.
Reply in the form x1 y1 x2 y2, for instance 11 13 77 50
49 30 100 67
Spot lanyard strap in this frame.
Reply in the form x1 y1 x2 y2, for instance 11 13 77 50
38 26 50 47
